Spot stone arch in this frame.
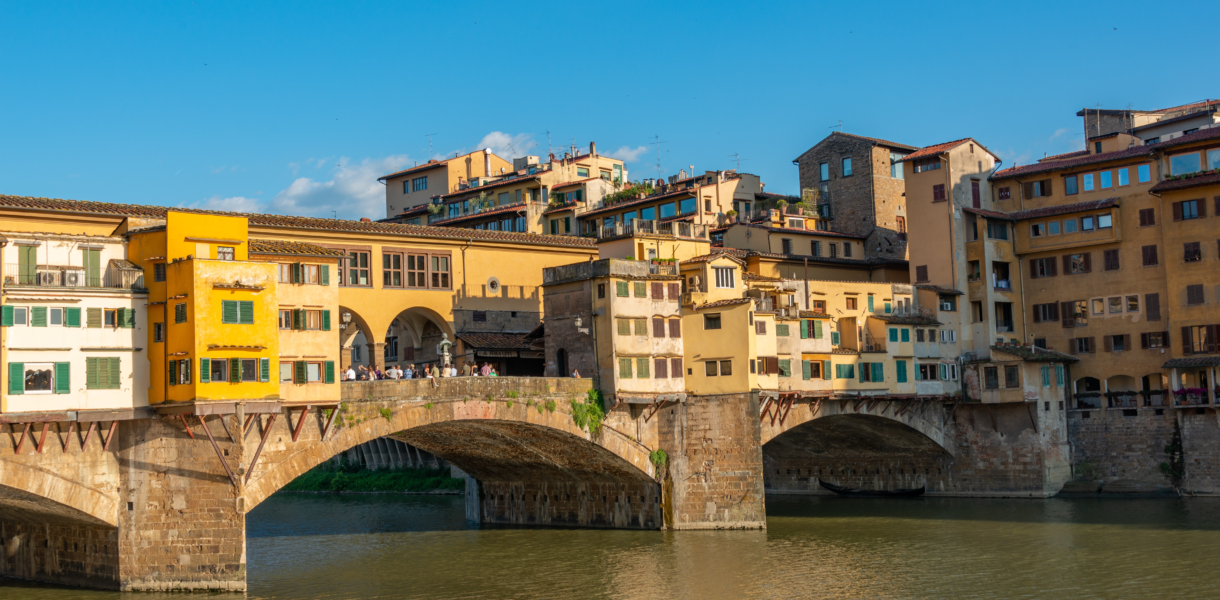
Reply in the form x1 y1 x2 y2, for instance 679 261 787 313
240 393 655 513
760 396 952 454
386 306 456 367
0 460 119 527
338 304 377 369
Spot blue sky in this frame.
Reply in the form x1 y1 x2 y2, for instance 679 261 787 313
0 1 1211 219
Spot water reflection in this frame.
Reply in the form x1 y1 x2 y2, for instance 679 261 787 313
3 493 1220 599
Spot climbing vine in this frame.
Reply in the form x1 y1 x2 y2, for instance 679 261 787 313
570 389 605 435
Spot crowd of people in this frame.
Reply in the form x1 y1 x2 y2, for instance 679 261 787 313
341 361 502 382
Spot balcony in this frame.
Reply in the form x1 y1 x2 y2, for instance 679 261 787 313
649 262 678 276
598 218 709 241
5 265 145 291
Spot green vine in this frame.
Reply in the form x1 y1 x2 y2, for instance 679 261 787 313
544 399 557 413
649 449 669 469
423 401 434 410
378 408 392 421
570 389 606 435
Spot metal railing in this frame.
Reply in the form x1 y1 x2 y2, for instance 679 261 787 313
4 265 144 290
598 219 709 240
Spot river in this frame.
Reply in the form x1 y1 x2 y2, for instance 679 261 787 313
4 493 1220 599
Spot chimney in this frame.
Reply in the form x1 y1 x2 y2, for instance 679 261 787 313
483 148 491 176
590 141 597 156
360 217 371 223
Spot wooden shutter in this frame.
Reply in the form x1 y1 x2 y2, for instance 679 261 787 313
668 283 680 299
231 358 242 382
108 358 120 389
1032 307 1041 323
292 263 302 283
322 310 331 331
651 282 663 298
200 358 211 383
1050 303 1059 321
669 319 681 338
320 265 329 286
239 301 254 324
1183 327 1193 354
653 317 666 338
800 320 809 339
222 300 238 323
1104 336 1112 352
122 307 135 328
1173 202 1183 221
1208 326 1220 354
1123 334 1131 352
325 361 335 384
65 307 80 327
54 362 70 394
813 320 823 339
295 361 307 384
88 307 102 328
1062 255 1072 274
1061 301 1075 328
1023 182 1034 200
872 362 883 382
260 358 270 382
1043 179 1053 196
1141 333 1149 349
655 358 668 379
1201 201 1208 218
293 309 303 330
167 360 176 386
1082 252 1091 272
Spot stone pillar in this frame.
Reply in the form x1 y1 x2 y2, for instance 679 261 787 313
656 392 766 530
366 341 385 372
339 345 351 371
463 472 481 524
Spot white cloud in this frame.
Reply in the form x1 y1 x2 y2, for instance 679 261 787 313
269 154 412 219
609 145 650 163
473 131 537 159
180 195 265 214
1048 128 1068 141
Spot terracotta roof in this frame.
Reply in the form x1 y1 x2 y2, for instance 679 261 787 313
1163 356 1220 368
694 298 754 310
0 194 597 248
377 159 450 182
439 175 542 200
1149 170 1220 193
720 222 866 240
991 145 1154 180
794 132 919 163
551 178 597 189
382 204 433 222
1008 197 1119 221
743 273 784 282
681 253 746 266
541 202 580 215
870 314 941 326
961 207 1015 221
1154 125 1220 149
429 202 528 226
1149 99 1220 114
798 310 832 319
896 138 998 163
578 188 697 219
915 284 963 296
248 239 347 257
1039 149 1090 162
456 332 533 350
992 345 1079 363
748 249 907 267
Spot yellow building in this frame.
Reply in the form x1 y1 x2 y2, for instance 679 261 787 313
380 149 514 217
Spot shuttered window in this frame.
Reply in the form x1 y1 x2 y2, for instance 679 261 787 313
669 358 682 378
174 303 187 323
1138 208 1155 226
634 282 647 298
618 357 633 378
669 319 681 338
1103 249 1120 271
896 360 907 383
653 317 666 338
88 307 104 328
1146 293 1161 321
651 282 664 298
85 357 121 390
654 358 668 379
1187 285 1205 305
636 357 650 379
221 300 256 324
915 266 928 282
616 282 629 297
667 283 680 299
1142 245 1159 267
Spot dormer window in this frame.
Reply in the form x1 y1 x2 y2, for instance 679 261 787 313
713 266 735 289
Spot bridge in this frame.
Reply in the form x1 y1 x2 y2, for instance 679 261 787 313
0 379 1065 591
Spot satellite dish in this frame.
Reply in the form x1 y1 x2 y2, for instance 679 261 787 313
487 276 501 292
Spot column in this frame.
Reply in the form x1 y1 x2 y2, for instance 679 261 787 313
366 341 385 372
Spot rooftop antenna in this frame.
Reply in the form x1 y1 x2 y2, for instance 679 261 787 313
545 131 552 157
649 134 668 180
728 153 749 171
425 134 437 160
829 120 842 132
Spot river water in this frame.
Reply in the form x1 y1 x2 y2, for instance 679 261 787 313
5 493 1220 599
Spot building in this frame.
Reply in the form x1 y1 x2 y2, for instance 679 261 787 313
379 149 514 217
792 132 919 260
1077 99 1220 145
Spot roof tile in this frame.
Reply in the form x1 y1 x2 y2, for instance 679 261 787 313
248 239 348 257
1007 197 1119 221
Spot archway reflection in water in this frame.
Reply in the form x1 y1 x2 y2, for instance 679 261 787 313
5 494 1220 599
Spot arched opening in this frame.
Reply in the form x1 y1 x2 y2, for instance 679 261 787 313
1141 373 1168 407
338 305 377 375
1074 376 1102 409
762 414 951 496
1106 374 1138 408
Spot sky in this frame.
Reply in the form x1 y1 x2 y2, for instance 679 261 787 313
0 1 1213 221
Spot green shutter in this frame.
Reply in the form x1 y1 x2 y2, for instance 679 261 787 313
1056 365 1064 386
885 302 891 314
65 307 81 327
1 305 13 327
167 360 176 386
320 265 330 286
260 358 270 382
222 300 238 323
618 357 633 378
802 360 811 380
108 358 121 389
822 361 831 380
53 362 70 393
325 361 335 384
858 364 866 382
940 364 948 380
292 263 302 284
800 319 809 339
637 357 650 378
616 281 629 297
901 328 910 342
239 301 254 324
779 359 791 377
8 362 24 394
322 310 331 331
31 306 47 327
1041 365 1050 387
295 360 306 384
916 364 923 381
896 360 907 383
18 246 37 284
634 282 646 297
813 320 823 339
867 296 874 311
889 328 898 342
174 303 187 323
293 309 303 330
831 331 840 345
872 363 883 382
200 358 210 383
231 358 242 382
83 249 100 284
122 307 135 328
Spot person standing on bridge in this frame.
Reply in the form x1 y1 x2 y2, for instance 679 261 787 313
462 361 472 377
480 362 491 376
345 366 356 381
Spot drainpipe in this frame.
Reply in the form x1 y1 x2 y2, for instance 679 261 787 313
588 255 601 394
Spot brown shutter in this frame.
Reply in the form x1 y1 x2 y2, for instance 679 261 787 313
1215 196 1220 217
655 358 668 379
669 318 681 338
1087 337 1095 353
651 282 664 298
1123 334 1131 351
1173 202 1183 221
1032 307 1041 323
668 283 680 299
1082 252 1091 272
1141 332 1149 349
670 358 683 377
1061 301 1075 328
1163 330 1170 348
1146 293 1160 321
1043 179 1053 196
1029 263 1039 280
1068 338 1078 354
1023 182 1034 199
1209 326 1220 354
1201 200 1208 218
1048 258 1057 276
1104 335 1112 352
1141 246 1151 266
1050 303 1059 321
1182 326 1193 355
653 317 666 338
1138 209 1148 226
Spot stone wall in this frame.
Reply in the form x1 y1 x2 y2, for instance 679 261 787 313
1068 408 1220 493
657 393 766 529
0 518 118 589
478 480 660 529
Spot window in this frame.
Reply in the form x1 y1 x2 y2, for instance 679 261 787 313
1108 334 1128 352
1143 331 1167 349
240 359 258 382
279 309 292 329
1032 303 1059 323
280 362 293 382
1031 257 1057 278
819 162 829 181
704 361 718 377
1065 176 1078 195
679 197 696 214
154 263 166 282
210 358 228 382
597 284 606 299
755 321 767 335
1097 213 1112 228
1139 208 1155 227
1064 219 1077 233
1081 216 1095 231
576 167 589 178
1083 174 1094 191
845 297 858 310
913 158 940 173
616 319 630 336
1031 223 1044 237
781 238 793 254
984 367 999 389
1170 152 1201 175
1026 179 1052 198
1185 242 1202 262
932 184 946 201
412 176 427 192
1067 253 1091 274
719 360 732 376
616 281 629 297
999 186 1012 200
1118 168 1129 186
890 152 906 178
704 314 722 330
1103 249 1120 270
403 254 426 288
1210 149 1220 170
1187 284 1205 305
714 267 735 289
658 203 676 219
346 252 370 286
1005 365 1019 388
634 282 646 298
431 255 450 288
1185 325 1216 354
896 216 906 240
103 309 117 327
1127 295 1140 312
1099 171 1112 189
835 364 855 379
216 246 235 261
1107 296 1123 314
382 254 403 287
841 157 852 177
633 319 647 336
987 222 1008 240
1048 221 1060 235
669 318 681 338
1174 200 1202 221
1142 245 1159 266
221 300 254 324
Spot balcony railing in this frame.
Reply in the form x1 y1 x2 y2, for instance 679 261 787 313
649 262 678 276
599 219 709 241
5 265 144 290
